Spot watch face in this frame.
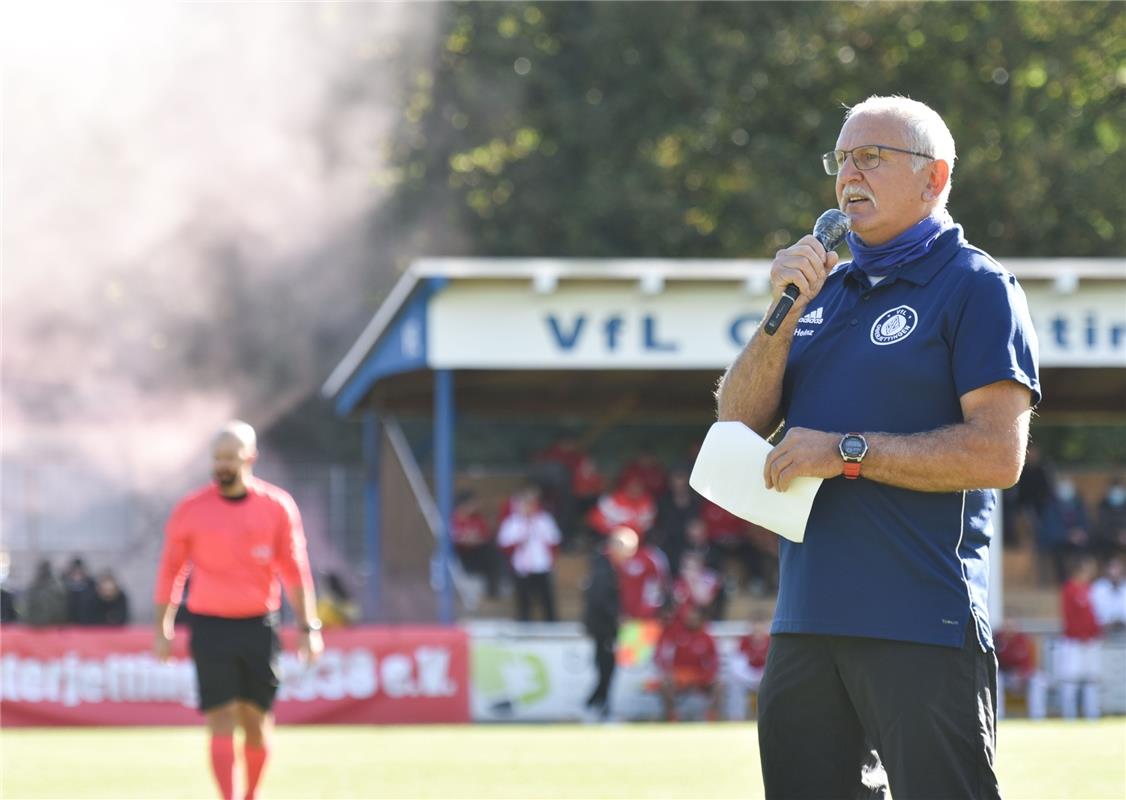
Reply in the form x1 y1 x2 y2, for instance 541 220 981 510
841 436 866 458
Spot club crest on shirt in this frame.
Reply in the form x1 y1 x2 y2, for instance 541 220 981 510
870 305 918 346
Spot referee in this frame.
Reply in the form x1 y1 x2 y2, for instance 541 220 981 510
154 421 322 800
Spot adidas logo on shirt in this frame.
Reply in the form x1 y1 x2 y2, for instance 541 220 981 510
797 307 825 325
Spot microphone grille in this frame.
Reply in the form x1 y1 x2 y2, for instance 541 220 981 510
813 209 851 251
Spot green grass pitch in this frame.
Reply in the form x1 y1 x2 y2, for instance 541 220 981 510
2 720 1124 799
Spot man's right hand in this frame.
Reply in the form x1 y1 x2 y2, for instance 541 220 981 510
769 234 839 311
154 629 174 662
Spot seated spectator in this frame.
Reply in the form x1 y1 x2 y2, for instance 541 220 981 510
317 571 361 628
497 484 561 622
699 499 776 595
617 448 669 500
571 454 606 519
683 518 728 619
1093 477 1126 560
21 560 66 627
62 557 97 625
1091 556 1126 637
655 605 720 722
531 439 580 540
1057 555 1102 719
1011 443 1055 546
994 624 1047 719
652 465 699 576
668 551 722 622
451 491 502 598
90 570 130 625
726 620 771 721
616 540 669 620
1037 479 1091 585
587 475 656 542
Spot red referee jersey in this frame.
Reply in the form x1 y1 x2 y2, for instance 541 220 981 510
154 478 314 618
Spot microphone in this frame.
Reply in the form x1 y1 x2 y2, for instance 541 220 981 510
762 209 851 336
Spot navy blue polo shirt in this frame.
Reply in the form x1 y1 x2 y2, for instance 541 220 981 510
773 225 1040 650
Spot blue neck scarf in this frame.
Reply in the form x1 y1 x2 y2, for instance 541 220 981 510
846 213 955 279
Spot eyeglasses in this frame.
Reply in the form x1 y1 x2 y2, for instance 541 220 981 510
821 144 934 175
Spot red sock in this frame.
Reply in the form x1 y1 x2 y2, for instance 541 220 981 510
243 744 269 800
209 735 235 800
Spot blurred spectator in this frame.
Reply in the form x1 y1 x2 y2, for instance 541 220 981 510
571 454 606 520
655 605 720 722
616 541 668 620
0 551 16 623
617 448 669 499
21 560 66 627
652 465 699 576
726 619 771 721
1093 477 1126 560
317 572 360 628
699 499 776 595
1036 478 1091 585
451 491 502 598
994 624 1047 719
582 526 638 721
90 570 130 625
1090 557 1126 637
586 475 656 541
1015 444 1055 517
1057 555 1102 719
61 557 97 625
668 551 722 623
497 484 561 622
683 518 728 619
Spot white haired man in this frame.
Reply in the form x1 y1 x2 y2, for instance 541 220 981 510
154 421 322 800
717 96 1039 798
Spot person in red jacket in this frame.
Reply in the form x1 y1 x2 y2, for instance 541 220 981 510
1057 555 1102 718
994 624 1047 719
655 604 720 721
616 543 668 620
153 421 321 800
587 475 656 540
617 448 669 499
726 620 771 721
451 491 501 598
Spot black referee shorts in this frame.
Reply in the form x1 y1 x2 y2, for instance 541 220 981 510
189 613 282 713
757 623 1000 800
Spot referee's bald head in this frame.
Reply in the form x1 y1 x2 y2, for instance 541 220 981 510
214 420 257 455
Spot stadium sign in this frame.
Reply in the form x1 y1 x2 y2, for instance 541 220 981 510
0 626 470 726
427 281 1126 369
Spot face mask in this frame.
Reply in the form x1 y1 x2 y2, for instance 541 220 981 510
1108 487 1126 507
1057 482 1076 502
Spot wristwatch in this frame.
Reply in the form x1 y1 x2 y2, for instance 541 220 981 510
839 433 868 480
300 619 322 633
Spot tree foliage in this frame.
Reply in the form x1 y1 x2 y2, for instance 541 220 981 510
388 1 1124 258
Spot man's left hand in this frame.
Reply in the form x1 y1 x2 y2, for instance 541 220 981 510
297 630 324 664
763 427 843 491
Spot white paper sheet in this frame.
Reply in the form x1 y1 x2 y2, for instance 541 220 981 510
689 421 823 543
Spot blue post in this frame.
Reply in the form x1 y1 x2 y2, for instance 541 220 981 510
434 369 456 624
362 412 382 621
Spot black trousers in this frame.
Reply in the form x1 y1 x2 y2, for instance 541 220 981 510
587 632 617 708
514 571 556 622
758 625 1000 800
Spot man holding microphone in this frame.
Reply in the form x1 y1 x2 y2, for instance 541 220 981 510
154 420 322 800
716 96 1039 798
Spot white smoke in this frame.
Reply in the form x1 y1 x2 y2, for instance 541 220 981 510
1 2 444 582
